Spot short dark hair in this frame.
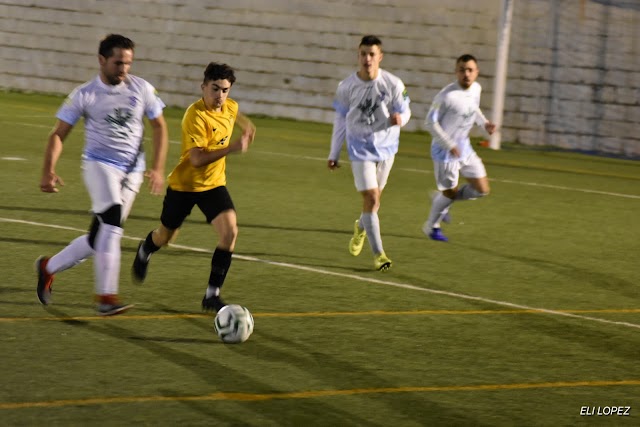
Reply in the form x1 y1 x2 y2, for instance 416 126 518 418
456 54 477 65
359 35 383 49
203 62 236 85
98 34 135 58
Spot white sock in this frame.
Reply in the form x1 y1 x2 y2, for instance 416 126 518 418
455 184 485 200
205 286 220 299
426 192 454 229
47 235 94 274
361 212 384 255
93 224 123 296
357 214 365 232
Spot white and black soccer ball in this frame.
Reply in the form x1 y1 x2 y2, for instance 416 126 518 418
214 304 254 343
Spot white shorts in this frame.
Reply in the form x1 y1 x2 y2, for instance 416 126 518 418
433 151 487 191
82 160 143 221
351 156 395 192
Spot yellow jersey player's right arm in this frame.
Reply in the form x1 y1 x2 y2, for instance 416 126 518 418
188 113 255 168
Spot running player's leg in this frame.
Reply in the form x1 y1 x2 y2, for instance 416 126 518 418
457 152 490 200
352 158 394 271
84 160 130 315
36 220 95 305
199 186 236 312
423 160 460 241
133 187 191 283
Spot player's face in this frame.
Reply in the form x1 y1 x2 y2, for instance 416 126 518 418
358 44 383 80
202 79 232 111
99 48 133 85
456 60 479 89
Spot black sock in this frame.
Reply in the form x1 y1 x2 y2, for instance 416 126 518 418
145 231 161 252
208 247 233 290
141 231 161 257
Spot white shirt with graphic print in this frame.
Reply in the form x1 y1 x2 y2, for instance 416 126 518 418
329 69 411 162
424 81 488 162
56 74 165 172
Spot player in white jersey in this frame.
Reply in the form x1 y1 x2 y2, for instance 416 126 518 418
422 54 496 242
35 34 168 315
328 35 411 271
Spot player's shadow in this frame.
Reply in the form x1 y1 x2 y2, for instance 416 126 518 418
42 305 372 425
232 253 404 275
244 327 487 426
0 204 167 224
146 304 483 424
240 221 426 241
461 243 639 300
0 205 424 242
0 205 91 217
0 236 73 247
150 304 384 425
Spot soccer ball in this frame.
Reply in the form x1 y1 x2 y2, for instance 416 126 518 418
214 304 254 343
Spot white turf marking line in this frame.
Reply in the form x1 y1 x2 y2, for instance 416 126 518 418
8 122 640 198
252 150 640 200
1 157 27 161
9 121 52 129
2 216 640 331
496 179 640 199
11 123 639 199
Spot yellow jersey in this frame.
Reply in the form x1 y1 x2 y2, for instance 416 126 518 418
167 98 238 192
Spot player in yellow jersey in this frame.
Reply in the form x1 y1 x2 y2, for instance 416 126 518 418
132 62 255 312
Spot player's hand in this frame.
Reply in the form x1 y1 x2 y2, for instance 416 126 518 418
145 169 165 195
40 172 64 193
327 160 340 170
236 128 255 153
449 147 461 158
244 126 256 147
485 121 497 135
389 113 402 126
245 122 256 144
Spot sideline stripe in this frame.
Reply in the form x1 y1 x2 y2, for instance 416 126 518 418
2 217 640 330
1 379 639 410
2 308 639 323
254 150 640 199
6 121 639 198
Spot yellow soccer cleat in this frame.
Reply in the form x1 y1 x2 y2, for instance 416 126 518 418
374 253 392 272
348 219 367 256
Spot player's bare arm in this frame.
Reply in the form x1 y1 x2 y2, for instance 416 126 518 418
145 115 169 195
40 120 72 193
389 112 402 126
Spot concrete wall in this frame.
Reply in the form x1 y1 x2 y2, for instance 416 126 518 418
1 0 638 157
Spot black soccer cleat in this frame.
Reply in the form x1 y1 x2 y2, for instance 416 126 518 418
202 295 227 313
132 241 149 283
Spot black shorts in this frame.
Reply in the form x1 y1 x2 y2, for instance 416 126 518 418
160 186 235 230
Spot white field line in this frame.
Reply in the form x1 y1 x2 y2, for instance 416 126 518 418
253 150 640 200
2 216 639 331
6 121 51 129
9 122 640 199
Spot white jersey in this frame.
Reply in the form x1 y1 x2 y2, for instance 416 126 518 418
57 75 166 172
424 81 487 162
329 69 411 162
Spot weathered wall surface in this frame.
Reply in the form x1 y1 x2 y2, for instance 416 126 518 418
1 0 638 156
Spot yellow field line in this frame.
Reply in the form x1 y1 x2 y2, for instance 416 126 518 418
1 308 639 323
1 379 639 410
